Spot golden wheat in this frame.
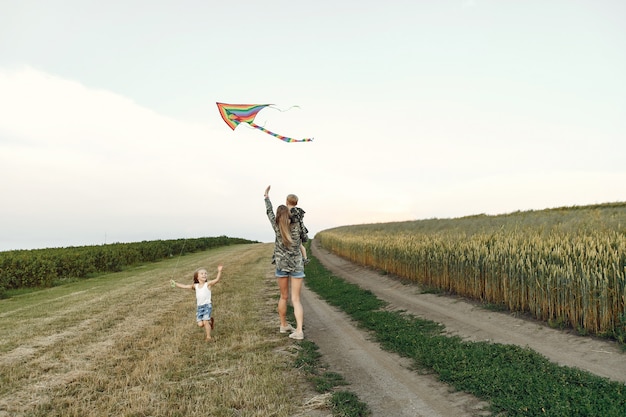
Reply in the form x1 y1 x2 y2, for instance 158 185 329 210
317 204 626 338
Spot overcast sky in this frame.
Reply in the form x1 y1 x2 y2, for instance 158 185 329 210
1 0 625 251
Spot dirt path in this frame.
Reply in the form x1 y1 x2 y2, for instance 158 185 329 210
302 288 491 417
303 239 626 416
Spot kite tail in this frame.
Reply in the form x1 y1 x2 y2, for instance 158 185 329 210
250 122 313 143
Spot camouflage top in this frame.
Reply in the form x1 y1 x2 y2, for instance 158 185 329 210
265 197 304 273
290 207 305 222
290 207 309 241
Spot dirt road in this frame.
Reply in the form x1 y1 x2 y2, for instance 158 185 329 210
302 240 625 416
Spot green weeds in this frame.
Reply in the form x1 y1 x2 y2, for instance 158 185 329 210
330 391 371 417
291 320 370 416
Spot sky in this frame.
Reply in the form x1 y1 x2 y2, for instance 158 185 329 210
1 0 625 251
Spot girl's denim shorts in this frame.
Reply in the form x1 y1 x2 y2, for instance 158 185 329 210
275 268 305 279
196 303 212 322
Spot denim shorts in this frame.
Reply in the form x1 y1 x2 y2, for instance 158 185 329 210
275 268 305 279
196 303 212 322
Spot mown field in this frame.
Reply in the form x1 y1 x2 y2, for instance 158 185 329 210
315 202 626 342
0 243 332 417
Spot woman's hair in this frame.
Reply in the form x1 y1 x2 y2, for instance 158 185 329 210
286 194 298 206
276 205 293 247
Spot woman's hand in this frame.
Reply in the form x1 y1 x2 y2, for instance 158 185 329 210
264 185 271 198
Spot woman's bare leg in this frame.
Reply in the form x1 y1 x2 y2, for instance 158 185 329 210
290 277 304 333
277 277 290 327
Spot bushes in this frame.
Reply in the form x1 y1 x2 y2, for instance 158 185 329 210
0 236 255 291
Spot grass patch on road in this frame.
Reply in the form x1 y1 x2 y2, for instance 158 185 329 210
305 253 626 417
293 339 370 416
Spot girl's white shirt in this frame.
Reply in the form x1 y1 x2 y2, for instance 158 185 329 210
194 282 212 306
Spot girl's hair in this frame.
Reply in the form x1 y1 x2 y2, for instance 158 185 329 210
286 194 298 206
276 205 293 247
193 268 207 285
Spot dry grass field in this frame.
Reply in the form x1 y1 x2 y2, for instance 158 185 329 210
0 243 321 417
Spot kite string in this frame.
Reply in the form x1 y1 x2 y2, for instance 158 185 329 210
269 104 301 112
246 104 301 130
169 239 187 281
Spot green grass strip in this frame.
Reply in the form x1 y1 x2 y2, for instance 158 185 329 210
305 254 626 417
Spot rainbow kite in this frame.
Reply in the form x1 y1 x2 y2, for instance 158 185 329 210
216 102 313 143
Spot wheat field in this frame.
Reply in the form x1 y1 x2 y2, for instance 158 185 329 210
316 203 626 339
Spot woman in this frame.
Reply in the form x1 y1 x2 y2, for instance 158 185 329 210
264 185 306 340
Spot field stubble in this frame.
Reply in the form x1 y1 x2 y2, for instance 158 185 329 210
0 243 322 417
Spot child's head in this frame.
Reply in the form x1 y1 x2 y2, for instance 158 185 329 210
286 194 298 206
193 268 208 283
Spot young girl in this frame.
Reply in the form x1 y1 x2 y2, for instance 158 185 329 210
171 265 223 342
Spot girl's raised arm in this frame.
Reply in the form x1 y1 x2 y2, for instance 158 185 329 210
208 265 223 287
